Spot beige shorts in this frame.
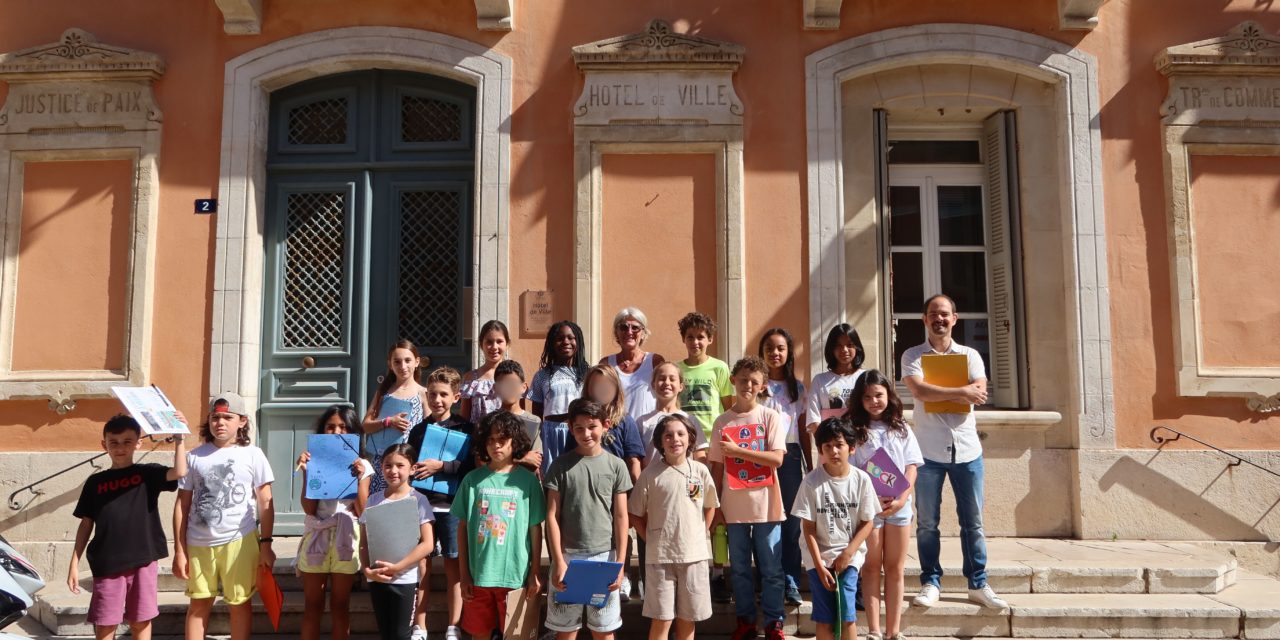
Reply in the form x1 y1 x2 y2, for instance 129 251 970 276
642 559 712 622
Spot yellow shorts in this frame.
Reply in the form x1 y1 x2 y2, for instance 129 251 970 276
186 532 259 605
297 525 362 574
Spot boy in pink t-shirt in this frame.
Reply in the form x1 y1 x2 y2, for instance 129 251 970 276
708 356 787 640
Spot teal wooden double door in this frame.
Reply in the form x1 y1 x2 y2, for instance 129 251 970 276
258 70 476 533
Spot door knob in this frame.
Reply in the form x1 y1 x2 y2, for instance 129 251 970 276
301 356 316 369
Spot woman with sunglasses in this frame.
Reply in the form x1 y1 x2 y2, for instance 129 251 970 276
600 307 666 423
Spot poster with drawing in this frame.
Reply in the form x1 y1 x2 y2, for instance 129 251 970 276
111 386 189 435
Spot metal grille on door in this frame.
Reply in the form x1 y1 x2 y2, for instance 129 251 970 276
287 97 349 146
400 95 462 143
281 191 346 348
397 190 462 348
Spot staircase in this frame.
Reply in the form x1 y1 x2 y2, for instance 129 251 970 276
22 538 1280 639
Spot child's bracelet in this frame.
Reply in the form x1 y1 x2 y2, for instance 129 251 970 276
383 417 391 428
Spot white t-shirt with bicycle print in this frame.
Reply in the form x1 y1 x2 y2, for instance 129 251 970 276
179 443 274 547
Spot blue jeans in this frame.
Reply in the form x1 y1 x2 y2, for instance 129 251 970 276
778 443 806 591
727 522 784 623
915 456 989 590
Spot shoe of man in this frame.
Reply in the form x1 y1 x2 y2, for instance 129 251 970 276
410 625 428 640
968 585 1009 609
912 583 940 608
445 626 462 640
731 617 758 640
712 573 732 603
784 583 803 606
765 620 785 640
620 575 632 603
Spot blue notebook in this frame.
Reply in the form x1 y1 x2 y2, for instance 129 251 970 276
305 434 362 500
410 424 471 496
555 559 624 608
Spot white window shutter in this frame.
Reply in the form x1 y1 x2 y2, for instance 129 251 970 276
982 111 1026 408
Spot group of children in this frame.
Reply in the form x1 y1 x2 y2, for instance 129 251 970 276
68 312 927 640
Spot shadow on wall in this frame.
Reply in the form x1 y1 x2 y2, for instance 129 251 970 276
1097 450 1280 541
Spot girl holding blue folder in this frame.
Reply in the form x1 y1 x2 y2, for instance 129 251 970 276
362 341 428 496
847 371 923 640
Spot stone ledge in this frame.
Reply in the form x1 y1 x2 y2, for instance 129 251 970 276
903 409 1063 429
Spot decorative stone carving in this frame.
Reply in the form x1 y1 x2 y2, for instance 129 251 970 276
1157 21 1280 399
214 0 263 35
572 20 744 126
0 29 163 133
474 0 513 31
803 0 843 30
1059 0 1107 30
571 20 748 363
0 29 164 402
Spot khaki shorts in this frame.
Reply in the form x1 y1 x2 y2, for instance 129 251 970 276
642 559 712 622
186 532 259 605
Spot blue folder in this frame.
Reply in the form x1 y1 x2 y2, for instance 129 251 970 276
409 424 471 496
305 434 362 500
555 559 624 608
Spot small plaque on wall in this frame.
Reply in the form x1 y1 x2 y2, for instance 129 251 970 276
521 290 554 337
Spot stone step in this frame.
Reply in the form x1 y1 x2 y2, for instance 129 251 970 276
31 577 1280 639
121 537 1240 596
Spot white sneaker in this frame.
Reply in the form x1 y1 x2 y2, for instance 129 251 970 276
912 584 940 608
445 626 462 640
620 575 632 602
968 585 1009 609
410 625 428 640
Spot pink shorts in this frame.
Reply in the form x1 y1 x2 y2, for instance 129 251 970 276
87 561 159 626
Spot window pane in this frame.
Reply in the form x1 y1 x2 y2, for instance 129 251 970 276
940 251 988 313
892 320 926 381
937 185 984 246
889 186 922 246
887 140 981 164
954 318 992 383
890 252 924 315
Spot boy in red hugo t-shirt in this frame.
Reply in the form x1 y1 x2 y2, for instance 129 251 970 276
68 413 188 639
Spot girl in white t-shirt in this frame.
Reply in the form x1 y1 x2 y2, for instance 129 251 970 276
848 370 923 640
460 320 510 424
360 444 435 640
638 361 709 467
294 405 373 640
804 324 867 435
758 327 809 606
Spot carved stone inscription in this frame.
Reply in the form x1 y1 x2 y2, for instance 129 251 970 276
574 70 743 125
3 81 157 131
1162 76 1280 125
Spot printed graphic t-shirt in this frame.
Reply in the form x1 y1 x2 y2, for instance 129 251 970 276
178 443 274 547
678 357 733 439
73 463 177 576
450 466 546 589
790 465 878 571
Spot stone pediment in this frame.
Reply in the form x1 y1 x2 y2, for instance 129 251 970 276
572 20 744 70
0 28 164 80
1156 21 1280 75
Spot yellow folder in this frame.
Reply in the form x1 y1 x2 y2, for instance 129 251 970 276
921 353 972 414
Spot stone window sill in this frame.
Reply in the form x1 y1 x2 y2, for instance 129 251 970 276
903 408 1063 429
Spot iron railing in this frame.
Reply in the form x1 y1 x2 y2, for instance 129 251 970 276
1150 425 1280 479
7 452 106 510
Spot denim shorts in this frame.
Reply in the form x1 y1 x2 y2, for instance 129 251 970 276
432 510 460 559
874 495 914 528
807 566 859 624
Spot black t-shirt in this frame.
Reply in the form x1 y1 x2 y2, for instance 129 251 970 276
407 415 476 503
73 463 178 576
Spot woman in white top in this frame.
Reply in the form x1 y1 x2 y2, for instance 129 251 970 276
805 323 867 434
600 307 665 422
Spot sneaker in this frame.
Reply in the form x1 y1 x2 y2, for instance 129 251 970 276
410 625 428 640
620 575 632 603
711 573 732 603
865 634 883 640
968 585 1009 609
888 634 907 640
445 626 462 640
765 620 785 640
784 583 803 606
730 617 758 640
912 584 940 608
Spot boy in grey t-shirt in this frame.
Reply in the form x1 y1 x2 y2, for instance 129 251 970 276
544 399 632 639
